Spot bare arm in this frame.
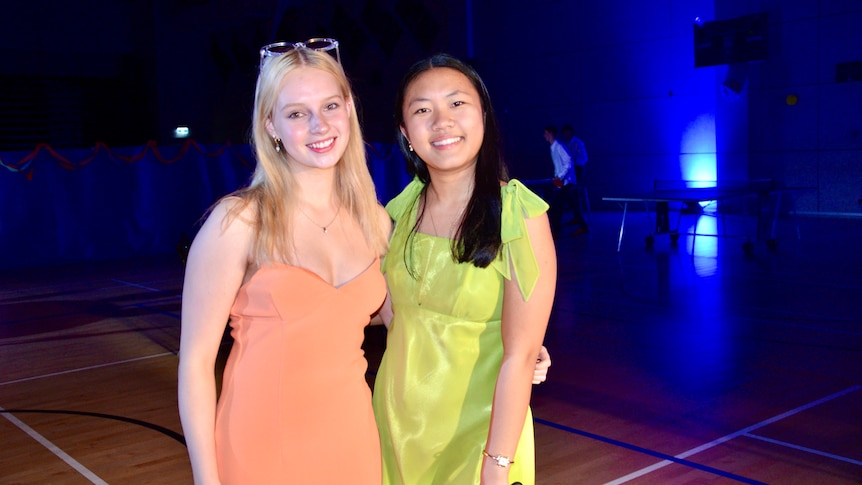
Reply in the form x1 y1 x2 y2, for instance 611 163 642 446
369 204 394 329
177 200 251 485
369 287 393 328
482 212 557 485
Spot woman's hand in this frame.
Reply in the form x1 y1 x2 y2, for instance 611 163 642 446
532 345 551 384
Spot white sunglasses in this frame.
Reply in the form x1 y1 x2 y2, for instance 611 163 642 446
259 38 340 67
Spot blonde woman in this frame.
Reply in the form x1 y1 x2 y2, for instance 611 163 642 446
178 42 389 485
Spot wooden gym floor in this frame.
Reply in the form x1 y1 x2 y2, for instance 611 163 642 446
1 210 861 484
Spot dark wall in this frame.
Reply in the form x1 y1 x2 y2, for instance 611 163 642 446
1 0 467 148
2 0 861 272
149 0 470 145
1 1 158 150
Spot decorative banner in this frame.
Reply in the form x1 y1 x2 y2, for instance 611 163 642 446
0 139 254 181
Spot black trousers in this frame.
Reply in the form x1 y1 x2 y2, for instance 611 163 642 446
549 184 587 234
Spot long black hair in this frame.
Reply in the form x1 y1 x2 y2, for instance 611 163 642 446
395 54 509 269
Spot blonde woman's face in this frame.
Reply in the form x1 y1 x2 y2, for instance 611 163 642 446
266 66 351 172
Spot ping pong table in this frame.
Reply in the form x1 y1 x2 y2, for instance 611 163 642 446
602 179 812 253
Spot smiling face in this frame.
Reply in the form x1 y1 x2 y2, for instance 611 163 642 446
399 67 485 177
265 66 351 172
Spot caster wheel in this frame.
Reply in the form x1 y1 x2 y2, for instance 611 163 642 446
645 235 655 248
743 241 754 254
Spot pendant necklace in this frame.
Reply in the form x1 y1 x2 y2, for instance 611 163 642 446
298 204 341 233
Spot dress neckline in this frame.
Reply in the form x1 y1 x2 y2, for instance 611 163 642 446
252 257 379 290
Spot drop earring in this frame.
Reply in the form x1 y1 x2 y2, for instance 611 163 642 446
273 137 282 152
408 143 414 152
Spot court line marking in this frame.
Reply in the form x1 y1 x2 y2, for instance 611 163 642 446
0 405 109 485
743 432 862 466
0 352 174 386
602 384 862 484
111 278 176 293
534 418 765 484
1 409 186 445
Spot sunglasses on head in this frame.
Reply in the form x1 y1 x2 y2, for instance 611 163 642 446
259 38 340 67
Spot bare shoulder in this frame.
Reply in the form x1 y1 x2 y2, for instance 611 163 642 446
195 196 256 253
208 196 255 229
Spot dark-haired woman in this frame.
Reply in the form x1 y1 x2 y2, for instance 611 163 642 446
372 54 557 485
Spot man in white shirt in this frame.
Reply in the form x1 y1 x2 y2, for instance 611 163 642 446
544 125 587 236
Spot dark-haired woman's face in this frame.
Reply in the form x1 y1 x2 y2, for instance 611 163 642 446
399 67 484 176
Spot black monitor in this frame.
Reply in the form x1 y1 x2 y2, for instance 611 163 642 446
694 13 768 68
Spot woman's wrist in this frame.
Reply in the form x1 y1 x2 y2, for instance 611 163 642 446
480 458 510 485
482 449 514 467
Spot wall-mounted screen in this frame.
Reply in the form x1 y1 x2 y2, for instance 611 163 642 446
694 13 768 68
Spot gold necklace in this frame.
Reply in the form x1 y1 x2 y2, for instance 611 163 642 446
427 206 441 237
298 204 341 233
425 198 465 239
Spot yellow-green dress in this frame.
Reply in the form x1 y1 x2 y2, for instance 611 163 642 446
372 178 549 485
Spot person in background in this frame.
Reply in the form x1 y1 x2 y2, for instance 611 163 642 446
560 124 588 184
373 54 557 485
544 125 587 236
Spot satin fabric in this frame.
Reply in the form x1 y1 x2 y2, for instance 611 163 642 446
373 179 549 484
215 260 384 484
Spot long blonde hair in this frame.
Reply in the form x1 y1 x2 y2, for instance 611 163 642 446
225 47 388 264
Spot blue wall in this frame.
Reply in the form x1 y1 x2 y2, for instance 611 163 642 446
0 142 411 271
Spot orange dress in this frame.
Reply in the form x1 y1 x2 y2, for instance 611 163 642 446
214 259 384 485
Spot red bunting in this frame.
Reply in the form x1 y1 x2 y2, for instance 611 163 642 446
0 139 253 181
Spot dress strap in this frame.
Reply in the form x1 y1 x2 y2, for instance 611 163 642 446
383 178 424 271
493 179 550 300
384 178 424 223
